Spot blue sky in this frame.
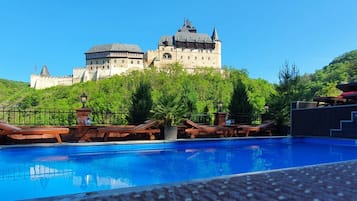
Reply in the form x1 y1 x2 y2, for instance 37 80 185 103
1 0 357 83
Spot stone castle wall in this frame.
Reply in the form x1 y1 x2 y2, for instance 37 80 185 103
30 75 74 89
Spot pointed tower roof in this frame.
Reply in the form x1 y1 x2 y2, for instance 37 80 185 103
211 27 220 41
178 19 197 33
40 65 50 77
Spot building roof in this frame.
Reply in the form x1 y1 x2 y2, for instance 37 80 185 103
211 27 220 41
175 32 213 43
40 65 50 77
86 44 143 54
178 19 197 33
159 36 174 46
159 19 215 46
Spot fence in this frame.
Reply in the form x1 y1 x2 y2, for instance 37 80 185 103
0 107 128 126
0 107 260 126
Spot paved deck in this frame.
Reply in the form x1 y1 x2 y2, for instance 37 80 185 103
32 160 357 201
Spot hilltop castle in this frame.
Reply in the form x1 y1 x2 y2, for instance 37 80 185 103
30 19 221 89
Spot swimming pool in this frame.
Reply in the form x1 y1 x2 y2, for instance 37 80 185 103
1 137 357 200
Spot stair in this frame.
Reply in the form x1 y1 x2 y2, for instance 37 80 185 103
330 111 357 138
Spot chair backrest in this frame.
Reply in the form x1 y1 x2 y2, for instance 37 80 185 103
134 120 157 130
185 120 201 129
259 121 274 129
0 122 22 132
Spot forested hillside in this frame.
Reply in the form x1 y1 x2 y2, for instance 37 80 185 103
299 50 357 99
0 79 29 106
0 64 275 124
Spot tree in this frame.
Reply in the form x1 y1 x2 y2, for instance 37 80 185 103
268 62 300 131
128 81 153 124
228 79 253 124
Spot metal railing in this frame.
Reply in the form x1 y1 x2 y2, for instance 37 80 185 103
0 107 127 126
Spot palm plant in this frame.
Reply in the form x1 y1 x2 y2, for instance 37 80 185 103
151 94 187 127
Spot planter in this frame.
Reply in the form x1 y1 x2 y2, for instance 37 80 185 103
164 126 177 140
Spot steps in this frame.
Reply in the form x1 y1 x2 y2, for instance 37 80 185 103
330 111 357 137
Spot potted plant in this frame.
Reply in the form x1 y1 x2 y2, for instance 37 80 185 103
151 94 187 140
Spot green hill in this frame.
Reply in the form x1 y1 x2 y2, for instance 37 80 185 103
303 49 357 98
0 79 29 107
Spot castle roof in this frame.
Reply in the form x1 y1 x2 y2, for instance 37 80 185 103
158 19 215 46
178 19 197 33
40 65 50 77
86 44 143 54
175 32 213 43
211 27 220 41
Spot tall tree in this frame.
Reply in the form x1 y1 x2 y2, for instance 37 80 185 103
228 79 253 124
128 81 153 124
269 62 300 129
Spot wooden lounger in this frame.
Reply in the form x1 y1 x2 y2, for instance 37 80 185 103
238 121 274 137
0 122 69 143
184 120 234 138
97 120 160 141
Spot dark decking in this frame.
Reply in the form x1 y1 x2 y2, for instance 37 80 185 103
32 160 357 201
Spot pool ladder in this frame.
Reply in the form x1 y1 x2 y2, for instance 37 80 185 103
330 111 357 137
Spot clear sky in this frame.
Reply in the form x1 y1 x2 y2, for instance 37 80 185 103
1 0 357 83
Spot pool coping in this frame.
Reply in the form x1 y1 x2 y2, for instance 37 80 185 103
28 159 357 201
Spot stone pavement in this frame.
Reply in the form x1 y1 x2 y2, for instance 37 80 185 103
31 160 357 201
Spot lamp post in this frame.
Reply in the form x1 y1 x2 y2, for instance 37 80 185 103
76 93 91 126
214 101 227 126
80 93 87 108
217 101 223 112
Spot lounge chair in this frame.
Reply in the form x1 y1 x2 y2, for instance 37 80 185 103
0 121 70 143
97 120 160 141
237 121 274 137
184 120 234 138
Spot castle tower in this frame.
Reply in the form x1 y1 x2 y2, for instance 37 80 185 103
40 65 50 77
211 27 221 69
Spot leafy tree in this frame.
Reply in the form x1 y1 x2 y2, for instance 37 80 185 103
128 81 153 124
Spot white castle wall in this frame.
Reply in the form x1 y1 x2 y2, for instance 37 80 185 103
30 75 73 89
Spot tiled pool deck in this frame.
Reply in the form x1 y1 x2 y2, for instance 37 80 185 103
32 160 357 201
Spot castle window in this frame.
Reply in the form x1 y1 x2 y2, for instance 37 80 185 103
131 60 133 64
114 59 116 63
195 56 197 60
202 57 204 60
122 60 125 63
163 53 172 60
188 56 190 60
90 61 93 65
96 61 98 64
107 66 109 69
137 60 140 64
208 57 210 60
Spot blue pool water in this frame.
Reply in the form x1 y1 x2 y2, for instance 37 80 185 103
2 137 357 200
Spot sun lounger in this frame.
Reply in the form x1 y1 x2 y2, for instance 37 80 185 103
184 120 234 138
237 121 274 137
97 120 160 141
0 121 70 143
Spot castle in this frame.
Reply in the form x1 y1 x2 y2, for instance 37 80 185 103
30 19 221 89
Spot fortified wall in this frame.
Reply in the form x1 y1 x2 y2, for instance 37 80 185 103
30 19 221 89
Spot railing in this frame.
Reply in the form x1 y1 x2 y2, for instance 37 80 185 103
0 107 127 126
0 107 262 126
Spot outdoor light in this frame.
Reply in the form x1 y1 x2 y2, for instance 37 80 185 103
217 101 223 112
80 93 87 108
264 105 269 113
